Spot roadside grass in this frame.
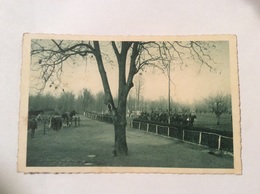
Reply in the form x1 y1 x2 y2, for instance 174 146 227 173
26 117 233 168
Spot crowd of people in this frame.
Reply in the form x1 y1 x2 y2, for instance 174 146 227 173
133 110 197 126
27 110 80 138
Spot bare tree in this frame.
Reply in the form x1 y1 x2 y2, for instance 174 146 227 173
30 39 219 156
58 92 76 113
29 93 57 111
127 92 135 113
80 89 94 113
193 99 209 114
94 91 107 113
134 73 145 110
206 93 231 125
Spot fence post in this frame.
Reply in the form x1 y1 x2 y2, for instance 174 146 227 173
199 132 202 145
43 120 46 134
168 127 170 137
156 125 158 134
138 122 141 130
218 135 221 150
147 123 149 132
182 130 185 141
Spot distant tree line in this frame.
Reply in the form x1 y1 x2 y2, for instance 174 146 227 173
30 89 231 117
28 89 107 114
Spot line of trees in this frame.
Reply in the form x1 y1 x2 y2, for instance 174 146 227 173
29 89 187 115
29 89 107 114
29 88 232 127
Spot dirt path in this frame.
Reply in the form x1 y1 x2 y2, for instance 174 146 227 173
26 117 233 168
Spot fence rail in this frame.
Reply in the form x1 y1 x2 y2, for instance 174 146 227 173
86 112 113 123
132 120 233 153
86 112 233 154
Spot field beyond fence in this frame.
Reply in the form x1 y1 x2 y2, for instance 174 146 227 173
86 112 233 154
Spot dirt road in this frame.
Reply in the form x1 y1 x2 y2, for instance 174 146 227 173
27 117 233 168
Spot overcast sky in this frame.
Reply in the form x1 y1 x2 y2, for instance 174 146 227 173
29 40 230 104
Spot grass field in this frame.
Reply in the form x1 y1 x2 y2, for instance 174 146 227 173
26 117 233 168
193 113 233 131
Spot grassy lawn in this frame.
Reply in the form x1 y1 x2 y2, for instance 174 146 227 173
26 117 233 168
194 113 233 131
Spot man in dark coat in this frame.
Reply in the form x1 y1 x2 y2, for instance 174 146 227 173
28 118 37 138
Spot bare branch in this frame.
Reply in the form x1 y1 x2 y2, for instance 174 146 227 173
111 41 120 61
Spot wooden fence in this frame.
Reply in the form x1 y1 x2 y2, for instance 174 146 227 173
86 112 113 123
131 121 233 153
86 112 233 154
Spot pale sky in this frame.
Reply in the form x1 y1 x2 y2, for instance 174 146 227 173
29 40 230 104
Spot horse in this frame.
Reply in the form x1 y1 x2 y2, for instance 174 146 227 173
28 110 43 119
49 115 63 131
187 115 197 126
61 110 76 127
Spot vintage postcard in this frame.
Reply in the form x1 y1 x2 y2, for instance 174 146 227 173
18 34 241 174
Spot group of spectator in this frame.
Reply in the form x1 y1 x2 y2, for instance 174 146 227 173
134 110 197 126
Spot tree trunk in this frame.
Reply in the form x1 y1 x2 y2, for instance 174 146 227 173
217 115 220 125
113 96 128 156
110 42 135 156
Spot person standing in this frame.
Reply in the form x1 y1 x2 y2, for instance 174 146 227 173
28 117 37 138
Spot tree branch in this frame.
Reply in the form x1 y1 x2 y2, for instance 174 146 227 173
93 41 116 111
111 41 120 61
126 42 139 90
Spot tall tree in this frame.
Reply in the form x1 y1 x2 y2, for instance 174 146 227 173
80 88 95 113
206 93 231 125
94 91 107 113
58 92 75 113
134 73 145 110
127 92 135 113
31 39 219 155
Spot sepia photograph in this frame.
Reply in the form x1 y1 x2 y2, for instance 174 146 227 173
2 0 260 193
18 34 241 174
